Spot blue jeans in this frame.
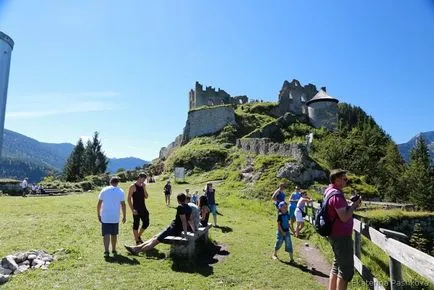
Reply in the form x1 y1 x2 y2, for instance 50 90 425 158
274 231 293 253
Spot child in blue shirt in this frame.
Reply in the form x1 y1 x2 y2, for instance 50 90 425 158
273 201 294 263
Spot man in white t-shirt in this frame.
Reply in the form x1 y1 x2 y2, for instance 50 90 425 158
97 176 126 257
21 178 29 197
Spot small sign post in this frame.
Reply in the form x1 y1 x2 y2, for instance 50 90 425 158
174 167 185 183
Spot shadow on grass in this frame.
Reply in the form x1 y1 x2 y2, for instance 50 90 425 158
104 254 140 265
144 248 166 260
279 259 329 279
214 225 233 233
171 241 230 277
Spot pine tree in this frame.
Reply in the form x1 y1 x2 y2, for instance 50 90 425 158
63 139 85 182
82 132 108 176
409 223 429 253
379 143 405 202
404 136 433 209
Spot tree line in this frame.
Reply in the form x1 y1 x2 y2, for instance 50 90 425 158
63 132 109 182
313 103 433 210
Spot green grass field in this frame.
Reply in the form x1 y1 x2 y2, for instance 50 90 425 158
1 180 327 290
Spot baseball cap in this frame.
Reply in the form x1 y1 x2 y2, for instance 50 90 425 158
278 201 287 209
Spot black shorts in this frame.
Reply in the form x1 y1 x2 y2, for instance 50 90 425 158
164 192 171 196
156 226 181 242
101 223 119 236
133 210 150 230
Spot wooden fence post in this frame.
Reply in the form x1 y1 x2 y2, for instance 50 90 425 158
354 219 361 259
379 228 409 290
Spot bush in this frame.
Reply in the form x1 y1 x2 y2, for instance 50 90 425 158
79 181 93 191
85 174 109 187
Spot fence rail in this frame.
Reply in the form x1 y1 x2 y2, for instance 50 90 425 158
306 202 434 290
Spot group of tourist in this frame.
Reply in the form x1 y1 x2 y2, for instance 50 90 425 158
96 173 218 258
20 177 46 197
96 169 360 290
271 170 362 290
163 180 218 227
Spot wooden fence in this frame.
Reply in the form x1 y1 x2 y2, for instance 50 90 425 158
305 203 434 290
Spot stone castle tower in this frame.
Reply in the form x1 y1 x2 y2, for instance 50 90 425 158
278 79 339 130
306 89 339 130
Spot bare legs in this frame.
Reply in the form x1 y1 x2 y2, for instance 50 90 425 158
111 235 117 252
165 195 170 206
103 235 110 252
328 272 348 290
126 236 160 254
295 222 304 237
133 228 145 243
103 235 117 252
290 218 296 234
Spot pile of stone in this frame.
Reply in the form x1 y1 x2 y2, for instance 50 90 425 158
0 250 54 284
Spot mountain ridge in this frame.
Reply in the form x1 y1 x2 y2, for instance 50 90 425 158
397 131 434 163
1 129 149 181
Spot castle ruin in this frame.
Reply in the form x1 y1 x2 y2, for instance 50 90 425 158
189 81 248 110
160 79 340 157
277 79 339 130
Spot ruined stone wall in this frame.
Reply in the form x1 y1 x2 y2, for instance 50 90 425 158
277 79 318 116
236 138 308 161
183 105 236 143
189 82 248 110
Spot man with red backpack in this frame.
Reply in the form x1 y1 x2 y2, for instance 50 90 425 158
325 169 361 290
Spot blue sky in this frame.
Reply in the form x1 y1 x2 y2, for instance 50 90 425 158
1 0 433 160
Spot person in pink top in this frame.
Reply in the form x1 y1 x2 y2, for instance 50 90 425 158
325 169 361 290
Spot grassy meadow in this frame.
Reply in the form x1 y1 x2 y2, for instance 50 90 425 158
1 179 328 290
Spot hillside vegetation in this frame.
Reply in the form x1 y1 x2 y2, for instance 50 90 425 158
159 101 434 206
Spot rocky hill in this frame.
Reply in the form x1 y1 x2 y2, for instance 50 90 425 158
398 131 434 163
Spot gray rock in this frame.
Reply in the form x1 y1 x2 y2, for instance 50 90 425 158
14 253 26 263
0 274 10 284
21 260 30 266
277 159 327 187
31 259 44 267
42 256 53 262
27 254 37 260
14 265 29 274
41 265 49 270
0 266 12 275
2 256 18 271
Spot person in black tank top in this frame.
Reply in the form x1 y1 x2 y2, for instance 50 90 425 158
127 173 149 245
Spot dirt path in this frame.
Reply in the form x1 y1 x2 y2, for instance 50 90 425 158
295 239 331 288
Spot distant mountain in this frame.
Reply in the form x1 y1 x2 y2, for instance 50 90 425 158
397 131 434 163
107 157 150 173
2 129 74 171
1 129 150 181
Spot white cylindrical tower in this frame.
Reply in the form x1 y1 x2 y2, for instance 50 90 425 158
0 31 14 157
